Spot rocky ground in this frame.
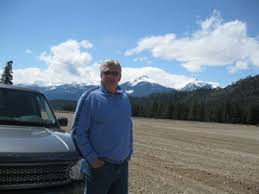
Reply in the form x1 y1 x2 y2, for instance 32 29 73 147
57 112 259 194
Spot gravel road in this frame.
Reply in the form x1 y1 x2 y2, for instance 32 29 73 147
56 112 259 194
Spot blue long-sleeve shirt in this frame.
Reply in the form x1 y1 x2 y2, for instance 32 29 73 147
71 85 133 164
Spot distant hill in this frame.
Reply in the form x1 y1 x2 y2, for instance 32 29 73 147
18 75 216 100
130 75 259 125
120 76 175 97
181 79 218 91
17 74 259 124
18 84 96 101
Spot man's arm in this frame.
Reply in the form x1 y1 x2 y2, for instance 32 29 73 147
71 94 99 164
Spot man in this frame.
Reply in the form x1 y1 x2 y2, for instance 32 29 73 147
72 59 133 194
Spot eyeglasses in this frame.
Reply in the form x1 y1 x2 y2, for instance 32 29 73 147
102 70 120 77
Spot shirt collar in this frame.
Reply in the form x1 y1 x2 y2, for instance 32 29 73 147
101 84 123 95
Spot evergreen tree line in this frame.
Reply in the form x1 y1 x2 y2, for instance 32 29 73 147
129 75 259 125
0 61 13 85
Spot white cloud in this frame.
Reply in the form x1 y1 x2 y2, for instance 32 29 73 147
14 40 218 88
125 34 176 57
125 10 259 73
14 61 195 89
39 39 93 75
228 60 249 74
14 64 101 86
133 56 152 65
14 68 42 85
25 49 32 54
14 40 99 86
121 66 194 89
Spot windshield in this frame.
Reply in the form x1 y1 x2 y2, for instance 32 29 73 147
0 88 58 128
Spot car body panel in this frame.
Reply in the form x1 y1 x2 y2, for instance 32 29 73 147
0 125 76 154
0 84 84 191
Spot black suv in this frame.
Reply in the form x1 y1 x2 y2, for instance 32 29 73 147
0 84 84 194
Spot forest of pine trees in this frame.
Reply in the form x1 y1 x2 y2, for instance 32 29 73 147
129 75 259 125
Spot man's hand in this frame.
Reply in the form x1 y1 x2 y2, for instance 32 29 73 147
91 159 105 169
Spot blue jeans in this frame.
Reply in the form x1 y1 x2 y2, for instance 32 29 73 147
81 160 128 194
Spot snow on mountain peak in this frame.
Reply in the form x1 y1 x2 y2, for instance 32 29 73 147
125 89 134 94
190 80 219 88
129 75 156 86
181 79 220 91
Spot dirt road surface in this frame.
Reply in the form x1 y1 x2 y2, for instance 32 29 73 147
57 112 259 194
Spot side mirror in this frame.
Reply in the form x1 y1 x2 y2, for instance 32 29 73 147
58 117 68 127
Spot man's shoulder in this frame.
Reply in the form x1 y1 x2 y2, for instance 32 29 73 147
80 87 100 100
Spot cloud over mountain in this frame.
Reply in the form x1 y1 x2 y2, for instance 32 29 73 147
14 40 196 88
14 40 100 86
39 39 93 75
125 10 259 73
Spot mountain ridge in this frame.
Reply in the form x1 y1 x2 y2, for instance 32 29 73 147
129 74 259 125
18 75 217 99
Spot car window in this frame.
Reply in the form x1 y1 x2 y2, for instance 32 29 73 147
0 88 58 128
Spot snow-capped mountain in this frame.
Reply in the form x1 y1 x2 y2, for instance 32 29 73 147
120 76 175 97
17 76 219 100
128 75 156 86
180 80 219 91
17 83 96 101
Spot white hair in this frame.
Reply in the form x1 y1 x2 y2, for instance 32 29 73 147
100 59 121 73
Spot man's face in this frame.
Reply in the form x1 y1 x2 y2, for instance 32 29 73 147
101 65 121 89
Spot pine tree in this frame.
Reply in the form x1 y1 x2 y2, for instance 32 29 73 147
0 61 13 85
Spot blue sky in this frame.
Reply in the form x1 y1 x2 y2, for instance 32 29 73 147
1 0 259 88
